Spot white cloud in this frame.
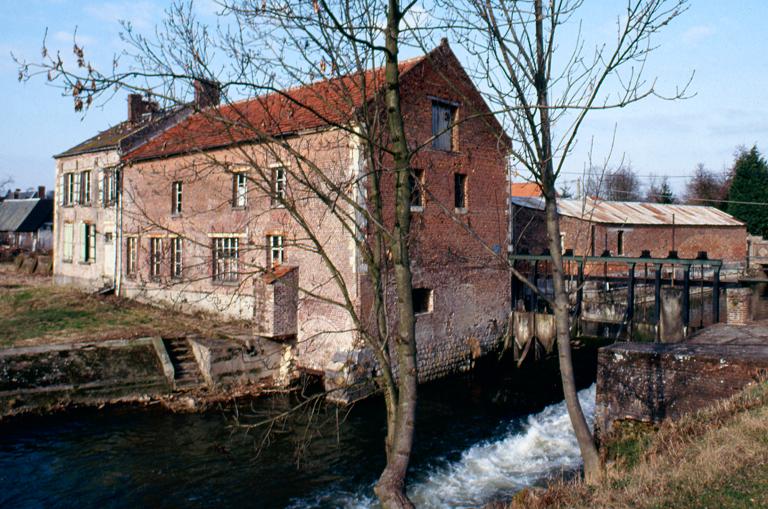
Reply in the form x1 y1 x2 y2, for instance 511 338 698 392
682 25 715 46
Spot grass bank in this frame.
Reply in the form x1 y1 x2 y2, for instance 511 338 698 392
509 381 768 509
0 265 247 347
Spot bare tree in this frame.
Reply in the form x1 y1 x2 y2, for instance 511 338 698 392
443 0 689 482
16 1 511 506
684 163 729 209
584 164 642 201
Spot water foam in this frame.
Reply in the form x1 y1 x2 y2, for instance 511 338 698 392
291 384 596 509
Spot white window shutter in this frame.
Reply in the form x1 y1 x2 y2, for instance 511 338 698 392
74 175 81 204
98 171 104 206
57 174 63 206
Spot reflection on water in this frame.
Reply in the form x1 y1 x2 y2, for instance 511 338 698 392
0 346 601 509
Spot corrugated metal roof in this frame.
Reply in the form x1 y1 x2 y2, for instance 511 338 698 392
0 199 53 232
510 197 744 227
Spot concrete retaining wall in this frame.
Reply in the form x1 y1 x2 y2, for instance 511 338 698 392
0 338 172 418
595 342 768 437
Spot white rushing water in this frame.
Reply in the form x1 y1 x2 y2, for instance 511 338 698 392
291 385 596 509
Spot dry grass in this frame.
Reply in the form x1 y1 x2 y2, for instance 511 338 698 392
0 263 250 347
509 381 768 509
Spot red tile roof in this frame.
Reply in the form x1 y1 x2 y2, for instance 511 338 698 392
126 57 426 162
511 182 543 197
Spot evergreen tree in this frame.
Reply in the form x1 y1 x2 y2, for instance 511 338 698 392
646 175 676 203
728 146 768 236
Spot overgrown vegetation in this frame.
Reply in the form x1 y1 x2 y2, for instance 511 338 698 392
508 381 768 509
0 267 245 347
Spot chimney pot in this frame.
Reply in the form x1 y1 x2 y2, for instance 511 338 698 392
38 186 46 199
13 188 20 199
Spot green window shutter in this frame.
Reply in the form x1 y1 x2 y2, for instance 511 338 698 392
80 223 87 261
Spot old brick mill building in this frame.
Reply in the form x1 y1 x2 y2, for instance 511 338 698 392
52 41 512 395
511 196 747 268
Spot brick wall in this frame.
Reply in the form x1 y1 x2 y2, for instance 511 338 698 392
726 287 753 325
513 206 747 264
123 47 511 394
595 342 768 437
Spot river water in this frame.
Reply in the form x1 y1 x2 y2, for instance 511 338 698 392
0 348 600 509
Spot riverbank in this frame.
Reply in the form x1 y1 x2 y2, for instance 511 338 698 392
506 379 768 509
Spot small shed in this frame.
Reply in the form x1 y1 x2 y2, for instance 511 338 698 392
0 198 54 252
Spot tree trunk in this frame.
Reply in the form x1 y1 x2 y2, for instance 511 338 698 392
534 0 601 484
374 0 418 507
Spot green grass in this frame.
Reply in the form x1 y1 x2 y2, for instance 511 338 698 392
0 284 225 347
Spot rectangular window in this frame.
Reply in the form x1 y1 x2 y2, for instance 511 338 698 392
590 225 596 256
79 171 91 204
233 173 248 208
63 223 74 262
272 166 287 205
268 235 284 267
103 170 117 206
64 173 76 205
431 101 456 151
126 237 137 276
413 288 433 314
171 237 183 279
213 237 239 282
409 169 424 210
617 230 624 256
454 173 467 210
150 238 162 278
81 223 96 262
172 181 183 215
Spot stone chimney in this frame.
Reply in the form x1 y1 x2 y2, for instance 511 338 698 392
127 94 144 124
38 186 46 199
127 93 159 124
194 79 221 110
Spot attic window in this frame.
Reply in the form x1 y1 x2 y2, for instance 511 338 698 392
412 288 433 314
431 101 457 151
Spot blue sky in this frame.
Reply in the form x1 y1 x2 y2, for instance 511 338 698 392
1 1 766 195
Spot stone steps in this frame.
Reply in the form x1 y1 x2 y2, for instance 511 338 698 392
162 337 204 390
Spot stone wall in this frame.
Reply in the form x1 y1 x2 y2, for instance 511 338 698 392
0 338 172 418
188 336 289 388
726 287 752 325
595 342 768 437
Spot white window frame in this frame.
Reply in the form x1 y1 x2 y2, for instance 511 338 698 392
269 235 284 267
81 222 96 263
171 237 183 279
172 181 183 215
213 237 239 282
64 173 76 206
103 169 117 207
150 238 163 279
126 237 137 276
272 166 287 205
234 173 248 208
80 171 91 205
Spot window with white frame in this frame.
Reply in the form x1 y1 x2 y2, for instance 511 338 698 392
268 235 284 267
213 237 239 282
171 237 183 279
150 238 163 278
103 170 117 206
272 166 286 205
81 223 96 262
172 181 183 215
64 173 76 205
233 173 247 208
126 237 137 276
63 223 74 262
80 171 91 204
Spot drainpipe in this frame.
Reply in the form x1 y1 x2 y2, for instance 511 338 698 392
114 162 124 295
